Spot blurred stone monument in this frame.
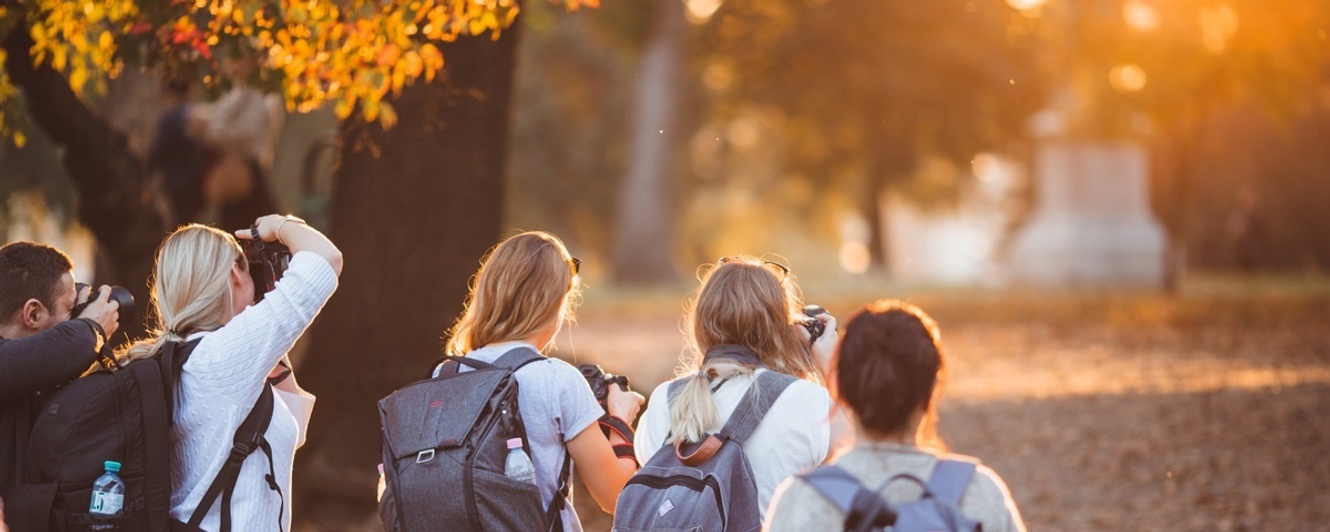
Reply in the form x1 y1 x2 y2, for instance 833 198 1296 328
1008 111 1167 288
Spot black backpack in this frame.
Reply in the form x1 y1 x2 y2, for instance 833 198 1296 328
377 347 569 532
10 339 278 532
798 457 982 532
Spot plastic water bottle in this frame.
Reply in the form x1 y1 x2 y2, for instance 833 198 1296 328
503 438 536 484
89 461 126 518
376 463 387 502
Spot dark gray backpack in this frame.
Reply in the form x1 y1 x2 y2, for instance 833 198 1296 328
613 344 796 532
377 347 568 532
799 457 982 532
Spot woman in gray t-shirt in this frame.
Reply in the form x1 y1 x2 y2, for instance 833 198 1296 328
766 300 1026 532
439 231 643 531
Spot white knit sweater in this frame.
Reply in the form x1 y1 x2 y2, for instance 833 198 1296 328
169 252 338 531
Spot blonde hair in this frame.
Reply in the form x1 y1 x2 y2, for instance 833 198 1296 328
669 256 819 443
445 232 581 355
121 224 244 363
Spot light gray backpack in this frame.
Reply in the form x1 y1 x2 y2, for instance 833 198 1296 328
613 344 796 532
798 457 983 532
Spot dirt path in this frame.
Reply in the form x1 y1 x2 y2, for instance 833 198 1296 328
560 288 1330 530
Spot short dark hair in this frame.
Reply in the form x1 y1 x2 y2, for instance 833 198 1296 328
834 299 944 438
0 242 74 322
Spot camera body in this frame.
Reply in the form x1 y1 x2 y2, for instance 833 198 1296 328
71 283 135 327
797 304 827 342
244 229 292 303
578 364 631 413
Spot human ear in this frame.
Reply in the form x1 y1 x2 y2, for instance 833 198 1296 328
21 299 48 328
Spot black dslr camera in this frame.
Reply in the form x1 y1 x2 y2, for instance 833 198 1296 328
244 225 292 303
71 283 135 327
797 304 827 342
578 364 631 413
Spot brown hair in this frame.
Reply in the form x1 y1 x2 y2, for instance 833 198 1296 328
669 256 818 443
0 241 74 321
445 232 580 355
835 299 946 449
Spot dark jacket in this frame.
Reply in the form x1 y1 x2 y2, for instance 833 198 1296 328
0 318 107 499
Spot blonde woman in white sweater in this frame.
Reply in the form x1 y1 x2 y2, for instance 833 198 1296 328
121 215 342 531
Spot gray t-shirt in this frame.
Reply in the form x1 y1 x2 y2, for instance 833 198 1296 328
433 341 603 531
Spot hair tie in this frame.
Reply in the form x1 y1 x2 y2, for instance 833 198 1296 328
695 370 709 380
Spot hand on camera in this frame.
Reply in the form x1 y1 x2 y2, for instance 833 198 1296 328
79 285 121 337
235 214 304 244
606 385 645 428
795 312 839 374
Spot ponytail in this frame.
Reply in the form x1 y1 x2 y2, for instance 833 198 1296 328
668 358 758 444
116 224 241 364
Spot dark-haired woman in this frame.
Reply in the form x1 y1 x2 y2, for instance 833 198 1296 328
765 299 1025 532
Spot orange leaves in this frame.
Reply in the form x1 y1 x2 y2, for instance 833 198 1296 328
0 0 595 136
27 0 139 96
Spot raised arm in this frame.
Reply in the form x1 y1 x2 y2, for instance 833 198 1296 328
237 214 343 275
0 318 105 400
183 215 341 406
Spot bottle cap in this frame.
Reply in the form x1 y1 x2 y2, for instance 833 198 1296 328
506 438 523 450
105 461 121 472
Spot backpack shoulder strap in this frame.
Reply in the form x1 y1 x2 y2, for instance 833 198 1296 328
801 466 864 514
716 369 797 445
159 338 203 428
926 457 979 506
801 466 896 532
185 384 277 532
491 346 546 371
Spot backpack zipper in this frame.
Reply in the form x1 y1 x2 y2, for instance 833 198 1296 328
624 474 727 525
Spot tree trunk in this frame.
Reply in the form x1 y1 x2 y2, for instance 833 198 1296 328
292 27 521 521
611 0 684 284
3 27 164 340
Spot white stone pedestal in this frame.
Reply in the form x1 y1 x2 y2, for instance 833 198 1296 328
1007 140 1167 288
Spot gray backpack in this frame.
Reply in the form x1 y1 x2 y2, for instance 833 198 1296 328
377 347 568 532
799 457 982 532
613 344 796 532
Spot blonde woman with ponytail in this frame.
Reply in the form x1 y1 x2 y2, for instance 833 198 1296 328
633 256 843 517
123 215 341 531
420 231 643 530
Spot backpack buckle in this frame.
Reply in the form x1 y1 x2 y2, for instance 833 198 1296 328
416 449 436 463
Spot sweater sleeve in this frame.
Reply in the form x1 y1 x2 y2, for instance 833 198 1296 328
186 252 338 407
0 318 105 401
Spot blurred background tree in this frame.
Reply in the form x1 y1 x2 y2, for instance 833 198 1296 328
1010 0 1330 283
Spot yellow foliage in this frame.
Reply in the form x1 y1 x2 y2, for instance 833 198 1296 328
0 0 592 135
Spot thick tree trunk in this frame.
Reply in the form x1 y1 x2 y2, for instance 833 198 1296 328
3 27 164 339
292 28 520 520
611 0 684 284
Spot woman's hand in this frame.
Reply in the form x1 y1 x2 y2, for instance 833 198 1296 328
796 312 839 377
235 214 299 243
606 385 645 435
235 214 344 275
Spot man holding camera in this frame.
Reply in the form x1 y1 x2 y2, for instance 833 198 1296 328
0 242 121 502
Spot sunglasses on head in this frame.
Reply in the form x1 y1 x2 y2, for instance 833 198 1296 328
716 256 791 278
